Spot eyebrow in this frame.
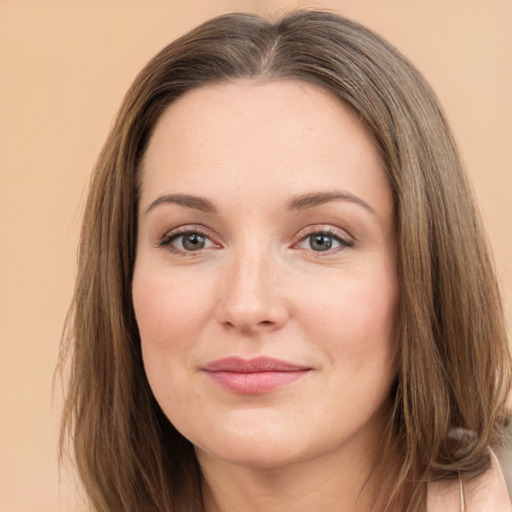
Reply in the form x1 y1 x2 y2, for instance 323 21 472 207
286 191 376 214
144 194 218 215
144 190 375 216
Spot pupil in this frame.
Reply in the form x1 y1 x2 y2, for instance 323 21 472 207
311 234 332 251
183 233 205 250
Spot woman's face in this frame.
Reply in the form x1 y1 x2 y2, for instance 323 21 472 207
133 81 399 470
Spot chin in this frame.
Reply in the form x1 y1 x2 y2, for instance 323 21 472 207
197 438 308 470
189 412 314 469
189 400 391 473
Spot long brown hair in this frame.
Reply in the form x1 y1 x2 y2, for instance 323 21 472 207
58 10 511 512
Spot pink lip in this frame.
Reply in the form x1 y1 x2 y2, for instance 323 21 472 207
201 357 311 394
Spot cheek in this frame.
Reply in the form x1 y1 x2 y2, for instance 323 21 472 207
302 273 399 432
131 266 217 410
132 268 214 351
297 268 399 373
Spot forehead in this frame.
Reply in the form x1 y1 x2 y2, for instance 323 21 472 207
139 80 390 215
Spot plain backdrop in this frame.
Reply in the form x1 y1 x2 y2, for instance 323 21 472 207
1 1 511 510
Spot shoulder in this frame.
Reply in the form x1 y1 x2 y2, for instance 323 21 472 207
463 450 512 511
428 450 512 511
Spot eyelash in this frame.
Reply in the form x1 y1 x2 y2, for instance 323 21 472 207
159 225 216 255
294 227 354 254
158 225 353 256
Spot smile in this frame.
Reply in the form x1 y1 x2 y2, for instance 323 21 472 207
201 356 312 394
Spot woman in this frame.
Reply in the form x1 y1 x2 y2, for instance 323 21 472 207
59 10 511 512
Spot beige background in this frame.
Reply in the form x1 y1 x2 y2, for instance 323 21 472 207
1 1 511 510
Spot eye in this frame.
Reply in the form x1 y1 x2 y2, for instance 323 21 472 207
159 229 218 253
296 230 353 252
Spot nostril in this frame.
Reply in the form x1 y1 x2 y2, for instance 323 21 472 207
215 287 290 332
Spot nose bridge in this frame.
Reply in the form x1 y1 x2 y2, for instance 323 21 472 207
230 242 270 301
216 236 288 332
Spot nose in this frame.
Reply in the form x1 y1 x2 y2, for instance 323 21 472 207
215 248 290 335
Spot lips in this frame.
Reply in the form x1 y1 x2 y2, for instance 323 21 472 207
201 356 311 394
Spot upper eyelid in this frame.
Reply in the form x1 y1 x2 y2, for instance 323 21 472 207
161 224 214 239
157 224 220 249
293 224 354 243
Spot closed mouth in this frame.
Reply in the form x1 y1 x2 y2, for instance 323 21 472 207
201 356 312 394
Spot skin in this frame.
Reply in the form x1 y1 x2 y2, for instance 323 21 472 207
428 451 512 511
132 81 400 512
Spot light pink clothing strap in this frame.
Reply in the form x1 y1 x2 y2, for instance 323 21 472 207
428 449 511 511
458 472 465 512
